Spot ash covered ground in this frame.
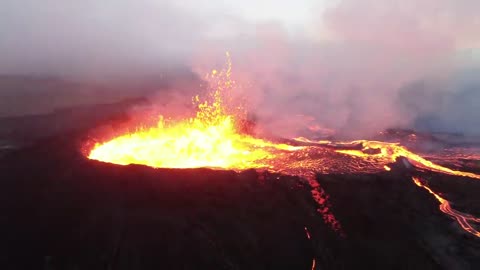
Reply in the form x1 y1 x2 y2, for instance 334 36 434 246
0 99 480 270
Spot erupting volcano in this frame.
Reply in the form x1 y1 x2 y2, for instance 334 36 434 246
87 54 480 239
4 1 480 268
88 53 301 170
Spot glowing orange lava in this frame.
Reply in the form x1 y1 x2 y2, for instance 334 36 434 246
88 54 480 238
412 177 480 237
334 140 480 180
89 53 301 170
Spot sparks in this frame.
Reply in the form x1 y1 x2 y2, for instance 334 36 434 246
304 226 311 240
89 53 300 170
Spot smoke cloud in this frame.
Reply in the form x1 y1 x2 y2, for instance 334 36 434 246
1 0 479 137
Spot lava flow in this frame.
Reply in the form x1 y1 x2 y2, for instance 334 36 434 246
88 54 480 238
412 177 480 237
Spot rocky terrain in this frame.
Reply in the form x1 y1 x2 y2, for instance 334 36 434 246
0 102 479 269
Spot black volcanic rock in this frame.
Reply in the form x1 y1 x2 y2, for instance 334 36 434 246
0 135 479 269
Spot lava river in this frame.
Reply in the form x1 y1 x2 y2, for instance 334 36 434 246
88 54 480 238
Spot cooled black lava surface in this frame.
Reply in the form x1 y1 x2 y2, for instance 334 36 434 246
1 134 479 270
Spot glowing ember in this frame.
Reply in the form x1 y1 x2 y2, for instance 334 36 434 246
304 226 316 270
304 226 311 240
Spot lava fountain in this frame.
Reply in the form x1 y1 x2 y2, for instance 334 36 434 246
88 53 480 238
89 53 301 170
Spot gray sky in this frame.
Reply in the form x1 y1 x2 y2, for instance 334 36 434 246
0 0 326 77
174 0 322 28
1 0 479 136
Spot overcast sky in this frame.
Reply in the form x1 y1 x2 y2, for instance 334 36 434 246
0 0 325 76
175 0 320 25
1 0 478 77
1 0 479 136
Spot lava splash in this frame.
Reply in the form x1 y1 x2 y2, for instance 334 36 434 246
89 54 300 170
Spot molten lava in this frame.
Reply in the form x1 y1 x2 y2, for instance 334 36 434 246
412 177 480 237
89 54 300 170
88 115 298 169
333 140 480 180
88 54 480 238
